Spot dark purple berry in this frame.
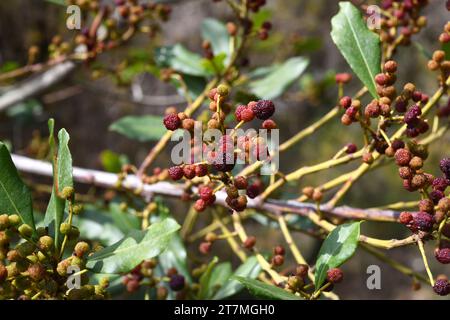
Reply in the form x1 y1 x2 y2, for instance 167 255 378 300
169 275 185 291
433 279 450 296
252 100 275 120
435 248 450 264
412 212 434 232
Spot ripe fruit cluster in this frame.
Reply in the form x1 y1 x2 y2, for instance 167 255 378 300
163 85 276 213
377 0 429 46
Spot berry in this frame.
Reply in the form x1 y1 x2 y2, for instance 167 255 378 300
163 113 181 131
418 199 434 214
409 156 423 170
8 214 22 227
384 60 397 73
195 164 208 177
339 96 352 109
234 176 248 190
398 167 412 179
430 190 445 204
0 214 9 230
217 84 229 96
391 139 405 150
312 189 323 202
28 263 46 282
440 158 450 178
273 245 285 256
412 212 434 232
243 236 256 249
345 143 357 154
194 199 207 212
295 264 309 278
126 279 140 293
183 165 196 179
326 268 344 284
235 105 246 121
394 149 411 166
199 186 214 202
61 187 75 199
252 100 275 120
433 279 450 296
438 197 450 213
411 174 427 189
262 119 277 129
399 211 413 225
199 242 212 255
225 186 239 199
246 181 263 199
375 73 387 86
59 224 71 238
435 248 450 264
240 107 255 122
341 114 352 126
335 73 352 84
169 274 185 291
74 241 90 258
272 254 284 266
168 166 184 181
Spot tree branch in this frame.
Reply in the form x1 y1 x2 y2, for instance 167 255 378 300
12 154 401 223
0 61 76 111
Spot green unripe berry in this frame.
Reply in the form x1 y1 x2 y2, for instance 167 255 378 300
217 84 229 96
72 204 83 215
60 222 71 235
74 241 90 257
38 236 54 252
61 186 75 199
37 251 47 262
0 214 9 230
26 255 38 263
70 256 84 268
8 214 21 227
18 224 33 238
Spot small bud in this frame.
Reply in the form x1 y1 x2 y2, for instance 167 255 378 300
18 224 33 238
61 186 75 199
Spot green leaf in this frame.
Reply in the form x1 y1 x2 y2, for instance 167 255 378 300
213 256 261 300
109 115 166 142
249 57 309 99
330 1 381 98
443 42 450 61
198 256 219 299
159 233 192 283
100 150 128 173
202 262 232 299
201 19 231 60
0 142 35 231
109 203 140 234
233 276 301 300
155 45 209 77
314 221 361 289
44 128 73 248
86 218 180 274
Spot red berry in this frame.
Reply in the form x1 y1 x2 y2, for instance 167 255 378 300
195 164 208 177
243 236 256 249
412 212 434 232
240 107 255 122
262 119 277 129
335 73 352 84
339 96 352 109
345 143 357 154
168 166 184 180
163 113 181 131
326 268 344 284
273 245 285 255
272 254 284 266
199 186 214 202
183 165 196 179
235 104 246 121
194 199 207 212
252 100 275 120
234 176 248 190
399 211 413 225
